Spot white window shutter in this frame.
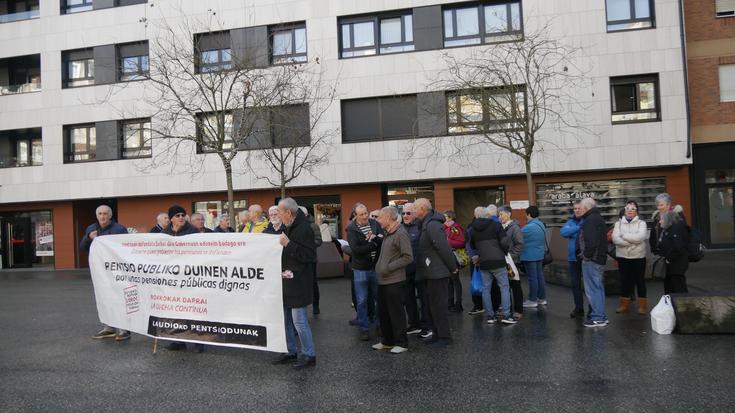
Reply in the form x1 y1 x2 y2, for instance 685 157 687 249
716 0 735 17
719 65 735 102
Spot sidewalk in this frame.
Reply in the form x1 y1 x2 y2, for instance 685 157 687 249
685 249 735 292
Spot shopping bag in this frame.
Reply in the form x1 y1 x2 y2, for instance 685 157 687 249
650 295 676 335
470 267 484 296
453 248 470 269
505 254 520 281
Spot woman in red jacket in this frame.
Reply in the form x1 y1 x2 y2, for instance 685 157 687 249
443 210 466 312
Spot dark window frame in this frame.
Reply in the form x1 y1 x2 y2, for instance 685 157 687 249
120 118 152 159
62 0 93 15
610 74 661 124
66 57 94 88
341 94 418 143
604 0 656 32
64 124 96 163
197 48 232 73
196 111 235 153
442 1 524 48
446 87 527 134
119 54 149 82
339 10 414 59
269 23 308 65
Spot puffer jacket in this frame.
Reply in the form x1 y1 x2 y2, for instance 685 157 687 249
470 218 509 271
521 218 546 261
612 216 649 259
560 216 583 262
416 210 457 280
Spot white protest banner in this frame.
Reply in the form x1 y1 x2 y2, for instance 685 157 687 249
89 233 286 353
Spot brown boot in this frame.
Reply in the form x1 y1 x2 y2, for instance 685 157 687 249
637 297 648 315
616 297 630 313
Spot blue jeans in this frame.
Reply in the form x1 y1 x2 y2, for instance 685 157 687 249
354 269 378 331
284 306 315 358
582 260 607 322
523 260 546 302
569 260 584 311
481 267 511 318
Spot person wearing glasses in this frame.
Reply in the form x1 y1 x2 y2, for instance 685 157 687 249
612 200 649 315
400 203 425 336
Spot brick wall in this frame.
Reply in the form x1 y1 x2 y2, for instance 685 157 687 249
684 0 735 41
688 55 735 127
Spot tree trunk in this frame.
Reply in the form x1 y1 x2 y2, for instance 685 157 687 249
525 158 534 204
225 163 235 231
280 168 286 200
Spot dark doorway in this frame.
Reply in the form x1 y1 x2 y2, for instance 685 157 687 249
453 187 505 229
73 199 118 268
1 217 33 268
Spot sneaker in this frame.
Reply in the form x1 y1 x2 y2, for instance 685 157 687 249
539 299 548 306
501 316 518 325
522 300 538 308
271 353 298 364
486 317 497 324
292 356 316 370
92 328 117 339
569 308 584 318
165 341 186 351
467 308 484 316
406 327 422 335
359 330 370 341
513 312 523 320
419 330 434 340
583 319 609 328
390 346 408 354
114 331 131 341
372 342 393 350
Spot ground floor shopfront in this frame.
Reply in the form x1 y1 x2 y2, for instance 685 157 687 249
0 165 691 269
692 142 735 248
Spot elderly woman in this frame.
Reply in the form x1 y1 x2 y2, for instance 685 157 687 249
612 200 649 314
657 210 690 294
443 210 466 312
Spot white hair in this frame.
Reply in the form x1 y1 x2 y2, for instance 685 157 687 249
487 204 498 217
474 206 488 218
96 205 112 215
580 197 597 210
299 206 309 216
279 197 300 214
381 206 400 221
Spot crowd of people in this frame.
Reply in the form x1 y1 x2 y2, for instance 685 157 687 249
80 191 694 368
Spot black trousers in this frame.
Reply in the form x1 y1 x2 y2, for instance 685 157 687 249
447 273 463 308
378 282 408 347
312 263 320 310
618 257 647 298
426 277 451 339
404 270 420 329
510 279 524 314
664 273 688 294
417 279 432 330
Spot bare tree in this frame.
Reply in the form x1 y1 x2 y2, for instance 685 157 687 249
431 21 591 203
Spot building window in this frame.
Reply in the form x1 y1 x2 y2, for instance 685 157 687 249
610 74 660 123
120 55 149 81
15 139 42 166
67 58 94 87
63 0 93 14
339 12 414 58
0 1 40 23
121 119 151 158
0 54 41 95
447 88 526 133
197 112 234 153
605 0 654 31
195 31 232 73
199 49 231 73
270 24 307 64
716 0 735 17
443 1 522 47
719 65 735 102
341 95 418 142
65 125 96 162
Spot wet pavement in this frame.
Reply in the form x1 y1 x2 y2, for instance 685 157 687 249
1 255 735 412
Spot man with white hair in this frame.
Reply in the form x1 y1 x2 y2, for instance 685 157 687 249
242 204 269 233
214 214 234 232
150 212 169 233
80 205 129 341
190 212 213 233
577 197 609 327
401 202 424 334
264 206 284 234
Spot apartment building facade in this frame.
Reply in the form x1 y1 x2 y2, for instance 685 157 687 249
0 0 691 269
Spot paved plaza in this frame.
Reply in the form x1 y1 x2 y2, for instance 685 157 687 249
1 253 735 412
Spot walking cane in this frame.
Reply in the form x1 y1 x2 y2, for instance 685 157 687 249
153 338 158 354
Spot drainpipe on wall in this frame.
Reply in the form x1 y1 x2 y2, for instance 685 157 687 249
678 0 692 159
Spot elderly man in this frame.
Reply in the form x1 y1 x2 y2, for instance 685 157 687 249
214 214 234 233
372 206 413 354
242 204 269 233
264 205 284 234
414 198 457 347
150 212 169 233
300 206 323 315
81 205 129 341
346 203 383 341
271 198 318 369
190 212 213 233
401 203 423 335
577 198 609 327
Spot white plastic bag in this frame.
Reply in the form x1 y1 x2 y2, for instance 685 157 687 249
650 295 676 335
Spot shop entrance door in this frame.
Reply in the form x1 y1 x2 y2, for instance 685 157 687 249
707 185 735 247
1 218 33 268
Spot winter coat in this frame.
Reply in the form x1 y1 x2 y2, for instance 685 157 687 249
577 208 608 266
520 218 546 262
213 226 235 233
650 205 686 255
560 216 583 262
402 220 421 274
80 221 127 252
281 209 317 308
502 219 524 263
346 218 383 271
465 220 477 258
612 216 649 259
375 226 413 285
263 222 284 234
150 224 164 233
242 218 269 233
162 222 198 236
658 220 689 275
416 210 457 280
470 218 510 271
443 221 466 249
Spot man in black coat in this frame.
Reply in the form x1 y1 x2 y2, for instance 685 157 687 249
577 198 609 327
150 212 169 233
271 198 318 369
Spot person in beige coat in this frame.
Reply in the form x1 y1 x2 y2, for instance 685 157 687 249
612 200 650 314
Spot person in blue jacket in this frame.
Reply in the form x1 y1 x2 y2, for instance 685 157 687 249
520 206 547 308
560 200 585 318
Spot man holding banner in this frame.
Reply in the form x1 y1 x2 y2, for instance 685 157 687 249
272 198 318 369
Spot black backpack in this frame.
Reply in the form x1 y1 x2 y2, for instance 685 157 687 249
687 226 705 263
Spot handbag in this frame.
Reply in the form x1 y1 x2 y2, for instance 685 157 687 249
470 267 484 295
505 254 520 281
533 221 553 266
651 256 666 279
453 248 470 269
607 242 617 260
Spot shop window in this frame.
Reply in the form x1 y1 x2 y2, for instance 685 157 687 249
443 1 522 47
121 118 151 159
193 200 248 230
0 210 54 268
716 0 735 17
605 0 654 31
610 74 660 123
386 183 435 207
339 11 414 58
719 64 735 102
270 23 307 64
705 169 735 184
447 88 526 134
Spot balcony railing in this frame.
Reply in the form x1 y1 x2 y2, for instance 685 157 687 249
0 82 41 96
0 9 40 24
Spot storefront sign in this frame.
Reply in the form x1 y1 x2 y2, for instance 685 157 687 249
510 200 530 210
88 233 286 352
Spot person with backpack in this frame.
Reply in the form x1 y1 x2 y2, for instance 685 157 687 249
612 200 649 314
657 210 690 294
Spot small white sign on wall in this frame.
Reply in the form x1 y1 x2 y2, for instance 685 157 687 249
510 200 530 210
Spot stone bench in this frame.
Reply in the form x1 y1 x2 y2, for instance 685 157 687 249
671 293 735 334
